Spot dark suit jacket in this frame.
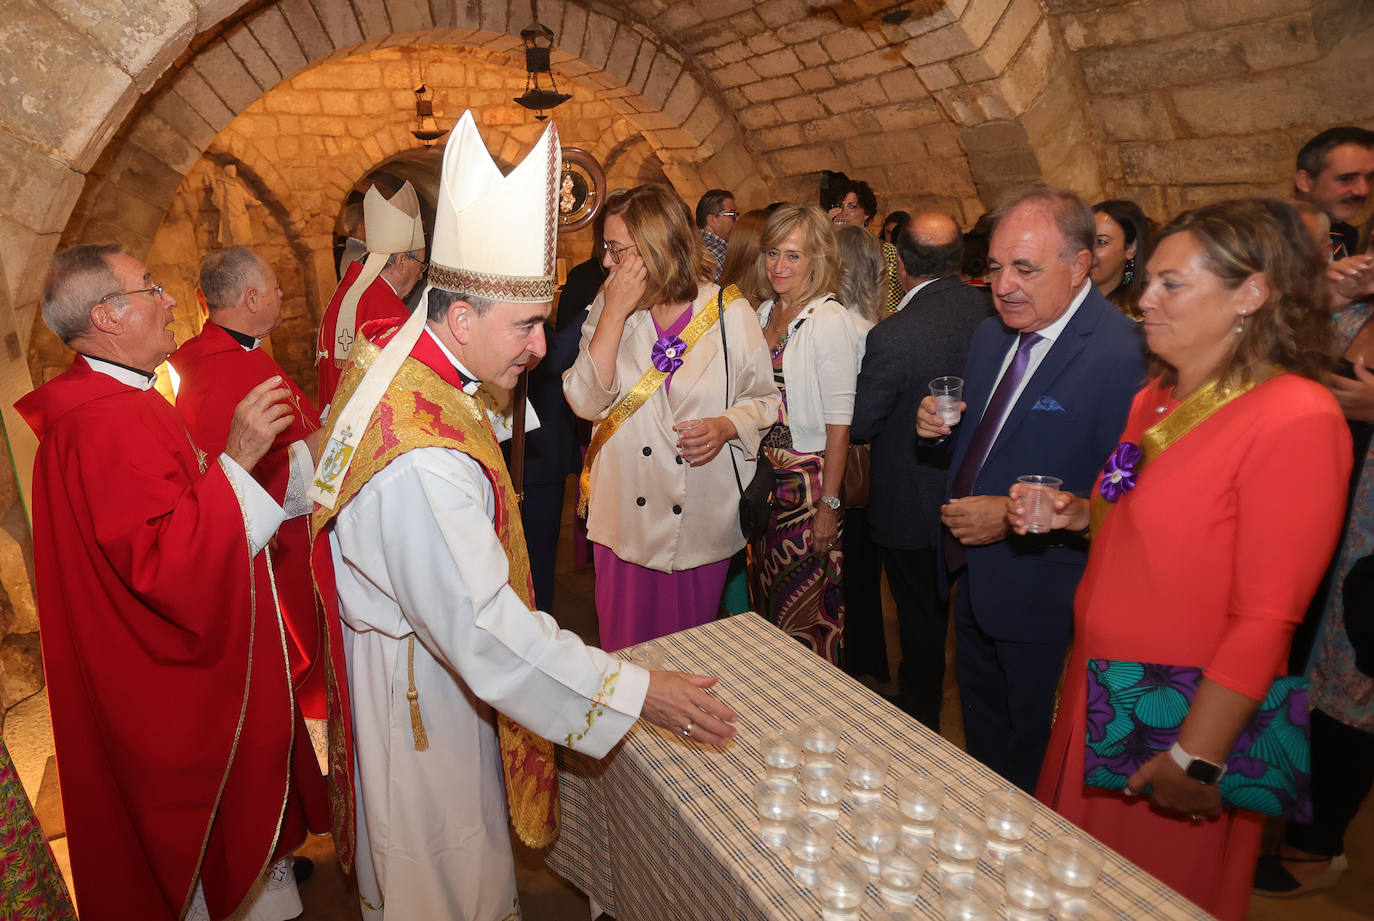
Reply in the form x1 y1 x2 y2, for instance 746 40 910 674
944 286 1146 643
852 276 992 550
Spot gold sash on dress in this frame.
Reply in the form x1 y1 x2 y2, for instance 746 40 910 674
576 286 740 516
1088 367 1280 536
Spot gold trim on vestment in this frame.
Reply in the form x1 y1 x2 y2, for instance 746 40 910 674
1088 367 1280 536
310 336 561 851
577 285 739 516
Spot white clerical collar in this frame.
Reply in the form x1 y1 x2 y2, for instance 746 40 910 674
82 354 156 391
382 275 401 297
216 323 263 351
1033 281 1092 345
423 327 480 395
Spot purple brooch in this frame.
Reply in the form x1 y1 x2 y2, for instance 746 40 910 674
652 333 687 373
1099 441 1142 503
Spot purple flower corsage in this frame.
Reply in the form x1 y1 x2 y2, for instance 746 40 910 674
1099 441 1142 503
651 333 687 373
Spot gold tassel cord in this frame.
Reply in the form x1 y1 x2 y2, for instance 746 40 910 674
407 635 429 751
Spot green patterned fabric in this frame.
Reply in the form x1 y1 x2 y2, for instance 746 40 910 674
1083 659 1312 821
0 738 77 920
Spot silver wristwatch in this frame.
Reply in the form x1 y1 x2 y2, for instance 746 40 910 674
819 495 842 510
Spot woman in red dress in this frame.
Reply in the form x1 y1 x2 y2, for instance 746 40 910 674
1009 199 1352 920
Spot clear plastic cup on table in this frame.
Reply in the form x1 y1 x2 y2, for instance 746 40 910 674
798 716 843 762
930 376 964 425
760 731 802 780
816 856 869 921
896 769 946 842
875 912 920 921
852 803 902 878
1052 895 1131 920
800 759 845 819
786 812 837 886
1003 852 1054 921
980 786 1034 862
877 840 931 908
629 643 666 671
1046 833 1105 903
934 808 987 883
753 777 803 847
1016 475 1064 534
846 742 890 805
941 876 1002 921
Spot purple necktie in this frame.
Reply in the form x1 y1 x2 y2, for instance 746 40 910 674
946 331 1041 571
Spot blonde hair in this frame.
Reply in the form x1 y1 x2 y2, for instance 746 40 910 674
759 204 839 307
603 184 707 307
835 224 886 325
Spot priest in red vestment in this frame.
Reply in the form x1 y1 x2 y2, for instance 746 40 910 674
15 244 329 921
171 245 328 719
315 181 427 406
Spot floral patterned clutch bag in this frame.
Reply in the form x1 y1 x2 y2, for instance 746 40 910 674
1083 659 1312 821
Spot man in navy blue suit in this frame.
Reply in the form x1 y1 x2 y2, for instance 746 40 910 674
916 187 1146 792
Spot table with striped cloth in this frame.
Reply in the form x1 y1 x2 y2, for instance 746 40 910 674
546 613 1216 921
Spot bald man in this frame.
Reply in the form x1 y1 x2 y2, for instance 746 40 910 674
851 214 992 730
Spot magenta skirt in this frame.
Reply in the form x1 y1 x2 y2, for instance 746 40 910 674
592 543 730 651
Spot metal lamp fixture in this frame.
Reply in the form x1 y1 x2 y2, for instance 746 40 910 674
513 1 571 120
411 84 449 147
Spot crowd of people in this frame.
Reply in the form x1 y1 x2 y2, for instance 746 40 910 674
3 114 1372 921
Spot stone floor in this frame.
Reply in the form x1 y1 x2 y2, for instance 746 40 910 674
4 484 1372 919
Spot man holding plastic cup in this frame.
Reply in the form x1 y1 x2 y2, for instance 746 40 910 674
914 187 1144 791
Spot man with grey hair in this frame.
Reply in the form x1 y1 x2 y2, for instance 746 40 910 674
916 187 1145 791
172 246 328 724
15 243 327 920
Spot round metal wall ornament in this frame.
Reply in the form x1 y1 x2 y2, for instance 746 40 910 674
558 147 605 233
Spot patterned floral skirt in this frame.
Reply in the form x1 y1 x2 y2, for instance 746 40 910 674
0 737 76 920
751 437 845 664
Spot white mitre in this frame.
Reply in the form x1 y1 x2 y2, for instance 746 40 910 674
310 111 559 508
325 182 426 368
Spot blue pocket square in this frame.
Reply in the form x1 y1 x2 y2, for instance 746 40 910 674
1032 396 1066 412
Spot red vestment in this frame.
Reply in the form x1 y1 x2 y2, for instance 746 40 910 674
316 262 409 406
171 322 328 718
15 357 328 921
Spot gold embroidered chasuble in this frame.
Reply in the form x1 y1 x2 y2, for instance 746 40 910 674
311 335 560 852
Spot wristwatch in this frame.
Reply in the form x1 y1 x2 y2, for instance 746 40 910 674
819 495 842 511
1168 742 1227 785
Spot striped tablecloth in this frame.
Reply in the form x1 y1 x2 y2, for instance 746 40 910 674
546 614 1216 921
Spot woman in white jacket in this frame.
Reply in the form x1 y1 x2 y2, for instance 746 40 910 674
564 185 779 651
753 204 859 663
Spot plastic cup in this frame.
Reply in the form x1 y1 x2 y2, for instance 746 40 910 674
878 841 931 908
1046 834 1105 900
1003 852 1054 921
846 742 889 805
941 876 1001 921
931 376 964 425
753 777 802 847
630 643 665 671
817 856 869 921
896 770 946 841
800 760 845 819
786 812 837 885
798 716 843 761
934 808 986 882
760 731 802 779
852 803 902 878
1017 475 1063 534
980 787 1033 861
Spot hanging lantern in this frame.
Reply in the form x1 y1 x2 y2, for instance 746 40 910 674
513 3 571 121
411 84 449 147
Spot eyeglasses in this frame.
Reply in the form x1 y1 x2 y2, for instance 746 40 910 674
409 255 430 276
836 201 864 213
716 210 740 219
98 283 164 304
602 241 639 264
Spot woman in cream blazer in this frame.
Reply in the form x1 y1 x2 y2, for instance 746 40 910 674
753 204 859 664
564 184 779 651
